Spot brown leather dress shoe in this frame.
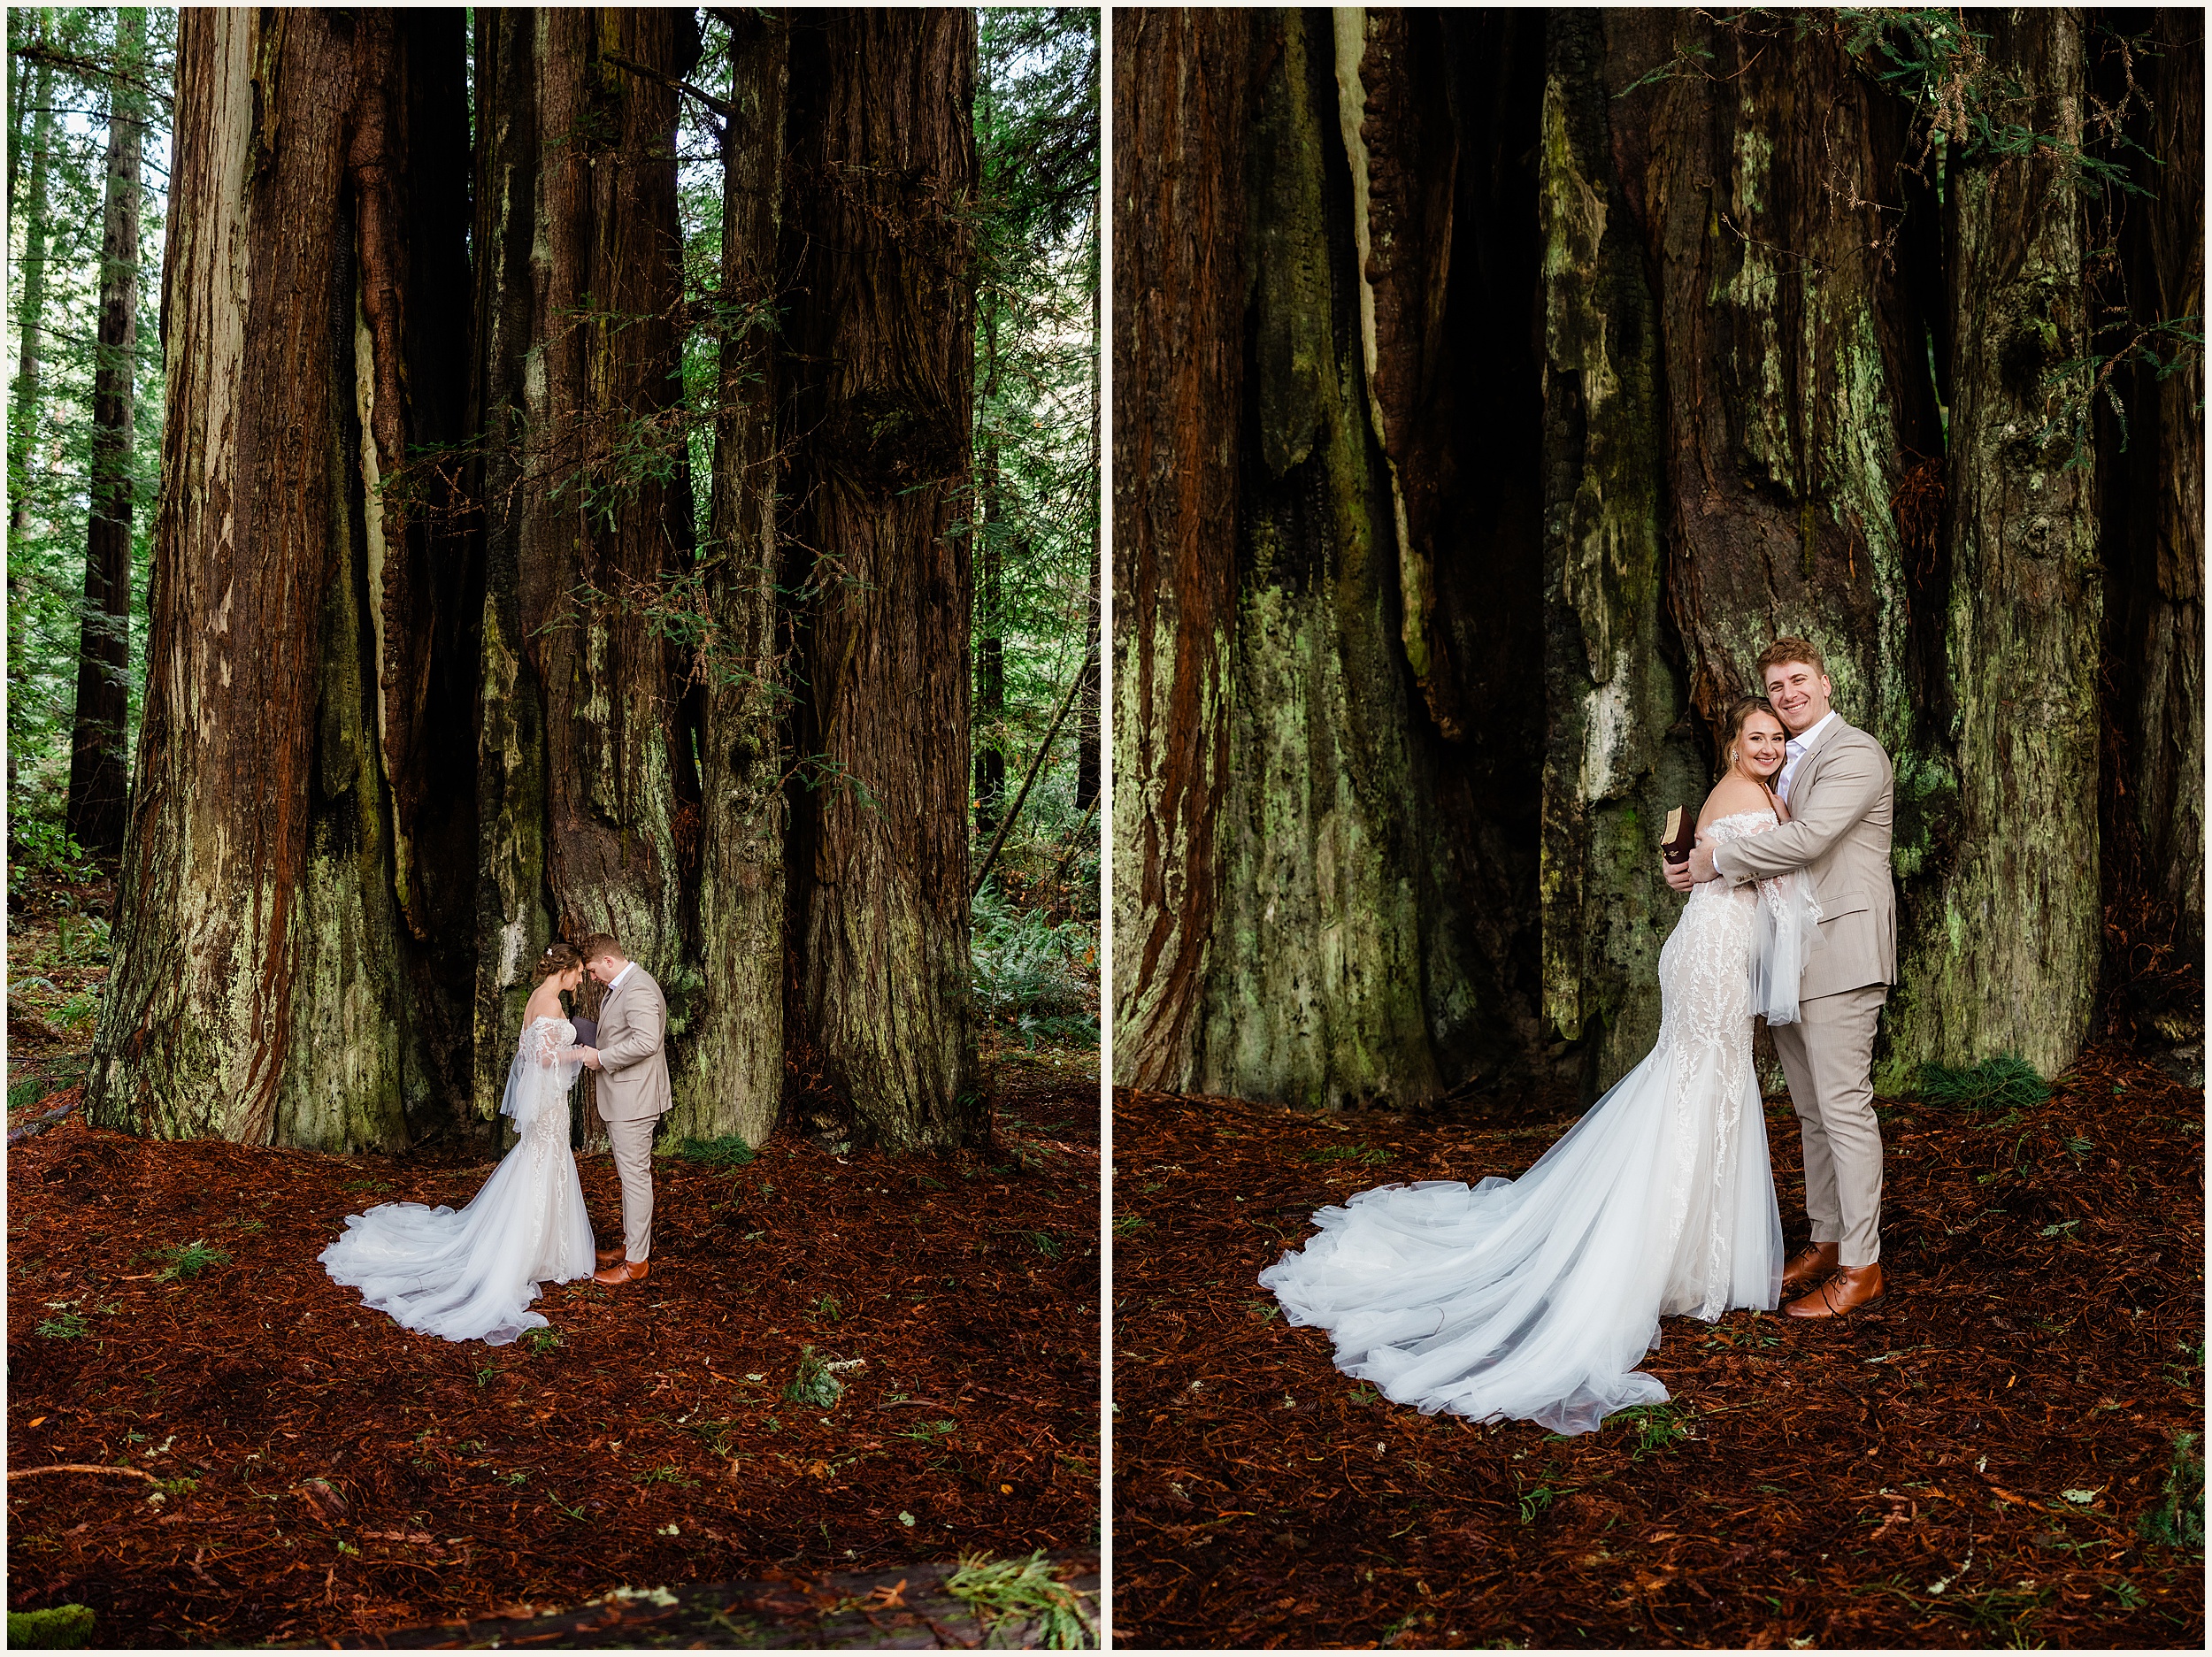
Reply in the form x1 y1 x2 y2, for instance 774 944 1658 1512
1786 1262 1882 1319
595 1245 626 1269
1780 1241 1840 1293
593 1258 651 1287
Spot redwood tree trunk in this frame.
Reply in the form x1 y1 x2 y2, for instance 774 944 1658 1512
1888 11 2103 1079
677 7 790 1150
65 7 146 855
8 22 54 552
469 8 699 1141
1573 11 1947 1088
782 9 981 1148
2099 5 2204 1035
87 9 475 1149
1114 10 1549 1110
1109 8 1248 1095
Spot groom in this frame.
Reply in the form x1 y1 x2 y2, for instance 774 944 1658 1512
1667 637 1897 1319
573 932 671 1288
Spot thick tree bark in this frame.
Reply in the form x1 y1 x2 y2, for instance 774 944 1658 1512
1110 8 1248 1094
1568 12 1947 1088
1887 12 2104 1078
1115 11 1548 1110
470 9 698 1142
86 9 475 1150
1531 14 1697 1091
781 9 981 1149
66 8 147 855
1116 8 2187 1108
676 7 789 1150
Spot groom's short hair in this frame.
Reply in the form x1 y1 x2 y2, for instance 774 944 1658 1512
578 932 626 964
1756 636 1826 681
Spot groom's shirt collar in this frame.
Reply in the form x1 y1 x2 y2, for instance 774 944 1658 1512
608 960 636 993
1778 710 1839 802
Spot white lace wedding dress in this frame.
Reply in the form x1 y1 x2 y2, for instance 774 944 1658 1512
1261 809 1816 1434
320 1017 595 1346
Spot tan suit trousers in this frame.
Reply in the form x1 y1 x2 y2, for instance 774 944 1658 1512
606 1114 657 1263
1770 983 1886 1267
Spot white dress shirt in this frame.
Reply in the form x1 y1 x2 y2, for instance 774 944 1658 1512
608 960 636 993
1776 710 1838 804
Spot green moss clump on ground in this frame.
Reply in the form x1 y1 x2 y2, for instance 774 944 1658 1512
8 1605 96 1649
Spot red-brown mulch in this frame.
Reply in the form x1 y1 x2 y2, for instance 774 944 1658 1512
1112 1044 2205 1648
5 1063 1100 1648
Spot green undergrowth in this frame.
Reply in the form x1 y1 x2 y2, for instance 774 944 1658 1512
1915 1054 2050 1114
2140 1431 2204 1550
671 1133 757 1170
972 883 1097 1048
945 1549 1096 1649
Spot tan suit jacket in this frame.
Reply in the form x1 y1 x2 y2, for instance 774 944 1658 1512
593 964 672 1123
1711 717 1896 1001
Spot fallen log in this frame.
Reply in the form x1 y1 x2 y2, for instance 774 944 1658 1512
338 1552 1100 1650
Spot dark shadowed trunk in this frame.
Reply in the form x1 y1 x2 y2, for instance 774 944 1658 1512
66 7 147 855
1115 10 1554 1109
782 9 981 1149
2097 6 2204 1043
975 306 1009 842
87 8 477 1149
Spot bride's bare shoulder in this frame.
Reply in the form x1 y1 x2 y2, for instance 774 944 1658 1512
1697 776 1772 829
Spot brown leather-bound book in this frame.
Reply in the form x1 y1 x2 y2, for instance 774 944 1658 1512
1661 806 1697 865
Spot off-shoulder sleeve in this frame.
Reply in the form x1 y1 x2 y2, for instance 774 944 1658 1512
529 1020 566 1068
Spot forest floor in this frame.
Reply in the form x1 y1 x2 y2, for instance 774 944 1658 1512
1113 1047 2204 1649
5 867 1102 1649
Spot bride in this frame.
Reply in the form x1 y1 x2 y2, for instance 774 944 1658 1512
320 942 597 1346
1261 698 1820 1435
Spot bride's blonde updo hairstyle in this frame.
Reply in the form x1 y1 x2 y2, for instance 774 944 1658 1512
534 940 584 982
1723 694 1783 784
